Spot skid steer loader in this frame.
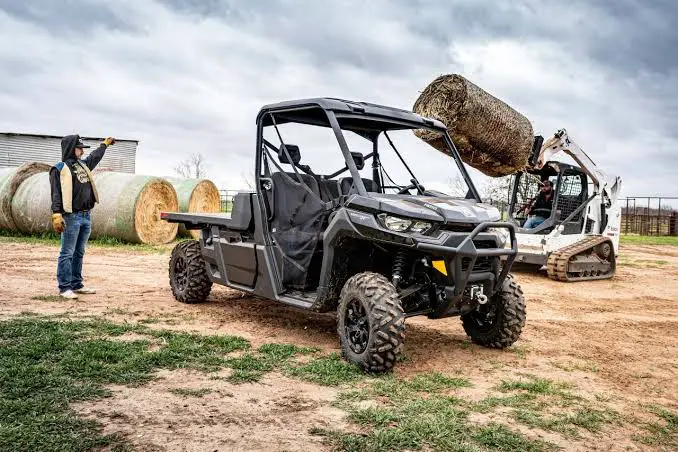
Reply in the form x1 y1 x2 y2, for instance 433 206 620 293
506 129 623 282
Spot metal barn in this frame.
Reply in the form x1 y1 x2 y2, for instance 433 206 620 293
0 133 138 173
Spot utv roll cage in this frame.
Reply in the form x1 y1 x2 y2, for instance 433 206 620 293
254 97 483 203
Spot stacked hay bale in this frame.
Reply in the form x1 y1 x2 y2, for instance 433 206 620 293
0 163 51 231
412 74 534 177
164 177 221 238
89 172 179 245
10 170 179 245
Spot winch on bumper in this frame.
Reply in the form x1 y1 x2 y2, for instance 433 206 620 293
415 222 518 319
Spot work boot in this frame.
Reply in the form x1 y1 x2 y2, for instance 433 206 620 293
60 290 79 299
74 287 97 294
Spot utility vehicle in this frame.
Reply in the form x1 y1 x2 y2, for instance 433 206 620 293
507 129 622 282
161 98 526 372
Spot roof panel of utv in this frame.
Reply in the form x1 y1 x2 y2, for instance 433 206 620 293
256 97 447 131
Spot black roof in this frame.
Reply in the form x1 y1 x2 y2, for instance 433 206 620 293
256 97 447 131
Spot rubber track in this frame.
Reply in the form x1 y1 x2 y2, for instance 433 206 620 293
169 240 213 303
338 272 406 373
546 236 615 282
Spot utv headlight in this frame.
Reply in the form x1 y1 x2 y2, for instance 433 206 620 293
410 221 432 233
377 214 431 234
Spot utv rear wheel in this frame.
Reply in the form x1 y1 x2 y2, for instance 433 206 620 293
461 274 525 348
337 272 405 373
169 240 212 304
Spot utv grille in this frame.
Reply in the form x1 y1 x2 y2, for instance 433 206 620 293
461 240 496 272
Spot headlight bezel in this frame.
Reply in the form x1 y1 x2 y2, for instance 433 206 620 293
377 213 432 235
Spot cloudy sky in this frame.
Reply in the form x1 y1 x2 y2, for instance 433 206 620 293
0 0 676 198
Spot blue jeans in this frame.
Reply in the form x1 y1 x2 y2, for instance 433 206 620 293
57 211 92 292
523 216 546 229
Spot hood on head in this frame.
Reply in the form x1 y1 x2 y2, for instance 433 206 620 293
60 134 89 161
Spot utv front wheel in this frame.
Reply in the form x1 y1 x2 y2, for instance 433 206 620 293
461 274 526 348
169 240 212 303
337 272 405 372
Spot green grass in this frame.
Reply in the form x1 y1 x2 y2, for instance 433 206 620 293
620 234 678 246
0 229 178 253
31 295 65 303
617 257 669 268
317 371 554 452
0 315 337 451
285 352 365 386
0 314 655 451
634 405 678 449
496 376 575 396
168 388 212 397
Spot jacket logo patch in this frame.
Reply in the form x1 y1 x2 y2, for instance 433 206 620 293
73 164 90 184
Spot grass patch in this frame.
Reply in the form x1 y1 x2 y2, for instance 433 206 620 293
317 371 554 451
168 388 211 397
496 376 575 396
550 360 599 373
0 315 336 450
31 295 64 303
0 229 178 254
285 352 365 386
634 405 678 449
620 234 678 247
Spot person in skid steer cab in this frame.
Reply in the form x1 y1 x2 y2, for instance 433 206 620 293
522 179 554 229
49 135 115 299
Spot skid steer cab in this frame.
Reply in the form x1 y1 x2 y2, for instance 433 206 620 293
161 98 526 372
507 129 623 282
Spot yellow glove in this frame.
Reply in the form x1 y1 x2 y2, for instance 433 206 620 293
103 137 116 146
51 213 65 233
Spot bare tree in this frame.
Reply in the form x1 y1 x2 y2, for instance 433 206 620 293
174 153 207 179
481 176 513 204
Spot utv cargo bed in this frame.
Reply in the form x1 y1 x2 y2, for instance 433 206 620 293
161 192 253 231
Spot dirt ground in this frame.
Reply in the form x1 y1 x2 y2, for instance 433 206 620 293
1 240 677 451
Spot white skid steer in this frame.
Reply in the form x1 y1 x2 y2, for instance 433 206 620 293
506 129 623 282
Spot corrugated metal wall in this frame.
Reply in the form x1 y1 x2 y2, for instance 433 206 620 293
0 134 137 173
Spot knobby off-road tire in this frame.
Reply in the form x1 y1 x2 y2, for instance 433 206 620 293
461 273 525 348
169 240 212 304
337 272 406 373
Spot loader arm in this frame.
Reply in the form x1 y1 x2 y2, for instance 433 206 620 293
536 129 622 205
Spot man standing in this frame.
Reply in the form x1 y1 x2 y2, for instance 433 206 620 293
522 180 555 229
49 134 115 299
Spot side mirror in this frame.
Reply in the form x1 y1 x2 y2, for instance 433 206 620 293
351 152 365 170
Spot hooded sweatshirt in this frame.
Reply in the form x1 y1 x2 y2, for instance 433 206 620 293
49 135 108 214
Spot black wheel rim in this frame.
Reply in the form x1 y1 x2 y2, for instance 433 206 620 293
174 256 188 291
345 298 369 354
471 299 499 331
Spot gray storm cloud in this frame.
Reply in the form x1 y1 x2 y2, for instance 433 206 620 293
0 0 675 196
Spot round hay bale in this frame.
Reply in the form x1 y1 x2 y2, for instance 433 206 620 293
164 176 221 239
412 74 534 177
0 163 51 231
91 172 179 245
10 170 179 244
11 172 53 234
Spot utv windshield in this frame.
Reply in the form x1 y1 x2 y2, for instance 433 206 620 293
260 110 477 201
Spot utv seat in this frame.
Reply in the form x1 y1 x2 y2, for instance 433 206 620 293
318 179 340 201
268 144 328 290
339 177 380 195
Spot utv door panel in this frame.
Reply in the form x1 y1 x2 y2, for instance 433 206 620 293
217 239 258 288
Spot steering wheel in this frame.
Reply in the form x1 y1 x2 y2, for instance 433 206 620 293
398 178 425 195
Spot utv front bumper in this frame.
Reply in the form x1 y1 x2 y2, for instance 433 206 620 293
415 222 518 318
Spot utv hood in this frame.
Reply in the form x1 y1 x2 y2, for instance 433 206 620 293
346 193 501 224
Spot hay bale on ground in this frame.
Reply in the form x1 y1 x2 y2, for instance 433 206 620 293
164 176 221 239
412 74 534 177
0 163 51 231
91 172 179 245
10 171 179 245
